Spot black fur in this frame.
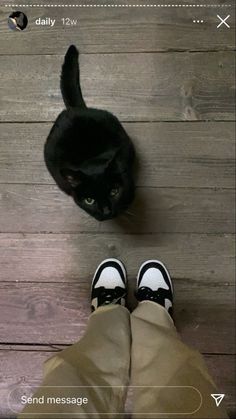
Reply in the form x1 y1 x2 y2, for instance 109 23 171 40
44 45 135 221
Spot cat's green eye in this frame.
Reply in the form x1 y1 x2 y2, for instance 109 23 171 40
84 198 95 205
110 187 119 197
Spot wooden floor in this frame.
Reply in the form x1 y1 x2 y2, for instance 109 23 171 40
0 0 235 417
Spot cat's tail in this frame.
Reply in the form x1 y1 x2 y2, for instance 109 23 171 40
60 45 86 109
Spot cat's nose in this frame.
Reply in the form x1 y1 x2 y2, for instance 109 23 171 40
103 206 110 216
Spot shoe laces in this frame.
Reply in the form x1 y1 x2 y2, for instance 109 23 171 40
99 286 126 306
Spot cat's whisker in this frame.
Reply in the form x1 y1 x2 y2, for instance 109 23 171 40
125 210 135 217
119 212 136 225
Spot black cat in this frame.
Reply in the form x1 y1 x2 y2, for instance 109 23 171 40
44 45 135 221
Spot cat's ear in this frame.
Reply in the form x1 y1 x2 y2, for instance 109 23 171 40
79 147 120 176
60 168 81 188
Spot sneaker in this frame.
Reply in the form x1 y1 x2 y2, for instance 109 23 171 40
135 260 173 317
91 259 127 312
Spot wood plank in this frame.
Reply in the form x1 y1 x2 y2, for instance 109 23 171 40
0 122 235 188
0 281 235 353
0 185 234 233
0 52 234 122
0 350 234 417
0 233 234 283
0 2 235 54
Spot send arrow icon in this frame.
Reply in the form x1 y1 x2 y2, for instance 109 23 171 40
211 394 225 407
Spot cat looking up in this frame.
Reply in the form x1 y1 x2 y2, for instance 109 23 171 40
44 45 135 221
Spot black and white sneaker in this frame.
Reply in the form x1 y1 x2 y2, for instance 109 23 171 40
91 259 127 312
135 260 173 317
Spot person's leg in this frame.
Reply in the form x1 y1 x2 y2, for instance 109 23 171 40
18 259 130 419
130 260 228 419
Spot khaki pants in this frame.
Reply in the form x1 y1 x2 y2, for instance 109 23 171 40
18 302 228 419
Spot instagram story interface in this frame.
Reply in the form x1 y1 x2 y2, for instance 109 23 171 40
0 1 235 418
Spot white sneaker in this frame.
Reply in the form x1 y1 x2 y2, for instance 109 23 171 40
91 259 127 312
136 260 173 317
